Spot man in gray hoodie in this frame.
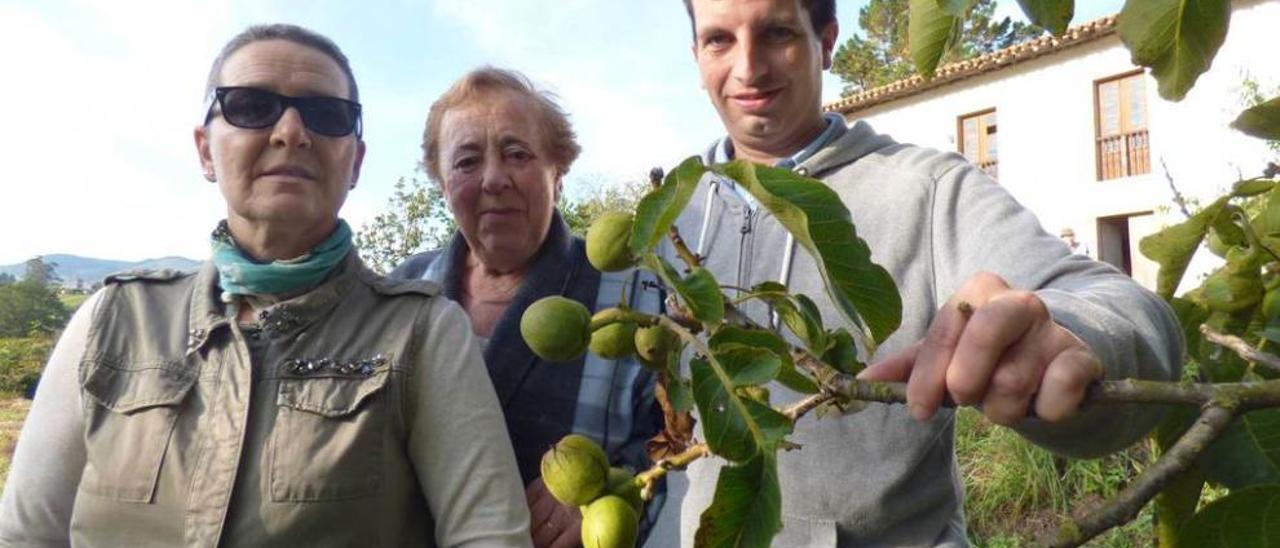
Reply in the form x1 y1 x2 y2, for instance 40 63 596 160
674 0 1183 545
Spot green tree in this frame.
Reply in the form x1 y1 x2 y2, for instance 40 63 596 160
831 0 1043 96
0 280 70 338
354 165 456 274
0 273 15 286
561 176 650 237
22 256 58 286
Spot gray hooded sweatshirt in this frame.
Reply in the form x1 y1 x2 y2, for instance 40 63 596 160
673 120 1182 546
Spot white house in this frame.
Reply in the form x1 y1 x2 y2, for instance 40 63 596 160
824 0 1280 292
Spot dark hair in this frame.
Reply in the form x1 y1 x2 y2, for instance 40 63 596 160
204 24 359 103
422 67 581 183
681 0 836 40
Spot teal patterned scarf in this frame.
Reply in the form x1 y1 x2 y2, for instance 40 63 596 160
210 219 352 302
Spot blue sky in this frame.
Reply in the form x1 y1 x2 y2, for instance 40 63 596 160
0 0 1122 265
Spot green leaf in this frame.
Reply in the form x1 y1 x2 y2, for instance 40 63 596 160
1175 485 1280 547
910 0 959 79
694 452 783 548
1117 0 1231 101
744 399 792 446
822 329 864 375
776 295 827 353
1198 408 1280 488
1015 0 1074 35
934 0 975 17
1154 467 1205 547
630 156 706 256
1249 186 1280 242
1231 96 1280 140
1233 178 1277 198
644 254 725 326
710 326 819 394
713 346 782 386
1196 309 1251 382
691 358 762 462
716 162 901 346
1140 196 1228 299
1199 247 1264 314
1169 297 1210 362
663 355 695 413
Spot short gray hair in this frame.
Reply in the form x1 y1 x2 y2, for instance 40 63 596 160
204 24 359 103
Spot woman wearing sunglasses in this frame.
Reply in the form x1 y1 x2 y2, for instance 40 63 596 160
0 24 533 547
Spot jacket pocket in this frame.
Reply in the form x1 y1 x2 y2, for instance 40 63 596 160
79 361 196 503
271 370 389 502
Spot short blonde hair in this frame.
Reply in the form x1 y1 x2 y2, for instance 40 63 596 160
422 67 581 183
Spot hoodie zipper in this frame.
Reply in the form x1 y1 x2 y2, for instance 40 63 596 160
737 206 754 289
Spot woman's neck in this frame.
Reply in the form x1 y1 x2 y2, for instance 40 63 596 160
460 251 527 338
227 216 335 261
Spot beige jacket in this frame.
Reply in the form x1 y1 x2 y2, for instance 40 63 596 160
0 255 533 547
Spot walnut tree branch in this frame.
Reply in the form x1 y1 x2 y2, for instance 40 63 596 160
1045 404 1237 548
1201 323 1280 374
636 443 709 501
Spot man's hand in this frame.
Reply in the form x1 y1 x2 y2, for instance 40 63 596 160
858 272 1102 426
527 477 583 548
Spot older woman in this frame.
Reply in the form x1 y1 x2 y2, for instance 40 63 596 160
0 25 531 547
391 68 664 548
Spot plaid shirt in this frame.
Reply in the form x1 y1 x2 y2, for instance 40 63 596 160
392 219 666 540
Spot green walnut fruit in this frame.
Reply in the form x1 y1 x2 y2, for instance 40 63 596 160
604 467 643 514
581 495 640 548
591 321 638 359
541 434 610 506
586 212 638 272
1264 288 1280 322
634 325 678 369
521 296 592 362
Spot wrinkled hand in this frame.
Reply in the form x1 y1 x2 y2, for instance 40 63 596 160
527 477 583 548
858 272 1102 426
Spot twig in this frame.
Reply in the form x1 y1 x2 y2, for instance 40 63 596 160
636 443 709 501
1045 404 1237 548
783 392 831 421
824 376 1280 412
1162 158 1193 219
649 165 703 271
1201 324 1280 374
669 228 702 271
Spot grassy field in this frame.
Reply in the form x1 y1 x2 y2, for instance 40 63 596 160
59 293 89 312
956 407 1155 547
0 397 31 488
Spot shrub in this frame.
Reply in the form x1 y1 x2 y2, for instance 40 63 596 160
0 337 54 397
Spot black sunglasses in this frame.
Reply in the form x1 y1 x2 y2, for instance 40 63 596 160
204 86 362 138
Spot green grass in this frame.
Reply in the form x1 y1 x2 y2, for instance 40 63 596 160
59 293 88 311
0 398 31 489
956 408 1155 547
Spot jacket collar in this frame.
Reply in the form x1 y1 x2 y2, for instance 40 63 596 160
187 251 362 353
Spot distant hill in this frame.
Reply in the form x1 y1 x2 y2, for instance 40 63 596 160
0 254 201 288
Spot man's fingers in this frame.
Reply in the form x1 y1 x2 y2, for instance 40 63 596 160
550 518 581 548
948 292 1040 406
858 342 921 382
1033 346 1102 422
905 302 970 421
980 354 1040 426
